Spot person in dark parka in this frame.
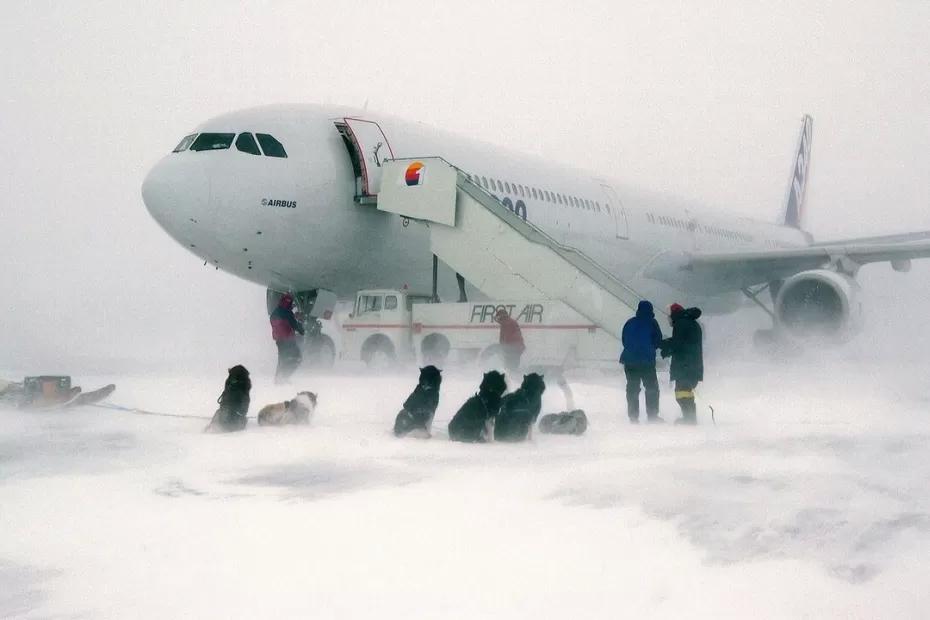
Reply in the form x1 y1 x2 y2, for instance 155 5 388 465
393 365 443 438
619 300 664 423
448 370 507 443
494 373 546 442
660 303 704 425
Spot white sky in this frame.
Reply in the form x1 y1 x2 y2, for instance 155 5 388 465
1 0 928 370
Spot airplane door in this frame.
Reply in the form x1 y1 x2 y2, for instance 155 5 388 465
600 183 629 239
342 118 395 197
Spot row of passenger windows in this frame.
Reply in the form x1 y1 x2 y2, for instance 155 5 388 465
464 173 609 215
172 132 288 158
646 213 753 243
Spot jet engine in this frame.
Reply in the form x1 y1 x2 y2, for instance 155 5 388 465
774 270 862 340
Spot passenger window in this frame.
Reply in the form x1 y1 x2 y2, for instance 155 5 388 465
385 295 398 310
359 295 382 313
519 185 526 197
172 134 197 153
531 188 538 199
504 182 511 193
256 133 288 158
481 177 488 189
235 133 261 155
190 133 235 151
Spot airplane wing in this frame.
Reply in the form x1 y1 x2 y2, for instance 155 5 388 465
644 236 930 293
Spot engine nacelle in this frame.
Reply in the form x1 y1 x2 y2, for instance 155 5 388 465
774 270 862 340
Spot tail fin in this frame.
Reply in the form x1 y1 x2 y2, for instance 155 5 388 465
781 114 813 229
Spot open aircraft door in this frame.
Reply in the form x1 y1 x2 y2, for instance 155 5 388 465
600 183 629 239
339 118 395 199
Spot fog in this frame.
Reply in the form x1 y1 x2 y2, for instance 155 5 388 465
2 0 929 370
2 2 930 617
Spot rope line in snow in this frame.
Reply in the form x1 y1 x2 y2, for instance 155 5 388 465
90 402 212 420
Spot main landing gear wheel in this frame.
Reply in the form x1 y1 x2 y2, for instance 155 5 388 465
304 335 336 369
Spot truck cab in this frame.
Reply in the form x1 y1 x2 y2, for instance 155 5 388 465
340 288 432 366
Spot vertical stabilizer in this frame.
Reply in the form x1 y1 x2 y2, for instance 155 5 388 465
781 114 813 229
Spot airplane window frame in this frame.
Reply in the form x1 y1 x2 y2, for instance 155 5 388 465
189 132 236 152
172 133 198 153
256 133 288 158
235 132 261 156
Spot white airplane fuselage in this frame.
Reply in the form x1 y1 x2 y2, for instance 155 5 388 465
142 104 809 312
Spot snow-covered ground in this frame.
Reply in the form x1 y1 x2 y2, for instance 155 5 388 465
1 358 929 619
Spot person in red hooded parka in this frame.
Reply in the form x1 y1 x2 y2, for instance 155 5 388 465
270 293 305 383
495 308 525 373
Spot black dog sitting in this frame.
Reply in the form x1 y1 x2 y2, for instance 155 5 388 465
393 365 442 438
538 409 588 435
448 370 507 443
205 365 251 433
494 373 546 442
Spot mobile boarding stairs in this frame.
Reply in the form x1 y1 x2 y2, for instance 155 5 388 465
375 157 646 338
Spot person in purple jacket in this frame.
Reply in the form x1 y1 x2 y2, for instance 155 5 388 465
619 300 664 423
270 293 305 383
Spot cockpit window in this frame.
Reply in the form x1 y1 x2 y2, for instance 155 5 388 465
172 134 197 153
256 133 287 158
190 133 235 151
235 133 261 155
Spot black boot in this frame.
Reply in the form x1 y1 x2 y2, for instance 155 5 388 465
674 398 697 425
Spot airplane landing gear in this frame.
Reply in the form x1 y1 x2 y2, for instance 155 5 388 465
267 288 338 370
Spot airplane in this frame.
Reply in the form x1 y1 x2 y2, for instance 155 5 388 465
141 104 930 345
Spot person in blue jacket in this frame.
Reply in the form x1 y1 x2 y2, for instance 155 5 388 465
619 300 664 423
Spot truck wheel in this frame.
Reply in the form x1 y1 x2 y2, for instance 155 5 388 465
420 333 450 367
363 337 396 369
479 345 504 371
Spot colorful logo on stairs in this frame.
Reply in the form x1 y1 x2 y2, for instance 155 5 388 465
405 161 425 186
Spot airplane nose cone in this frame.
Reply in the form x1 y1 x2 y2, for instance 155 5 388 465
141 156 210 239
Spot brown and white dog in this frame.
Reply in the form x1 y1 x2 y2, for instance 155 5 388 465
257 391 317 426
